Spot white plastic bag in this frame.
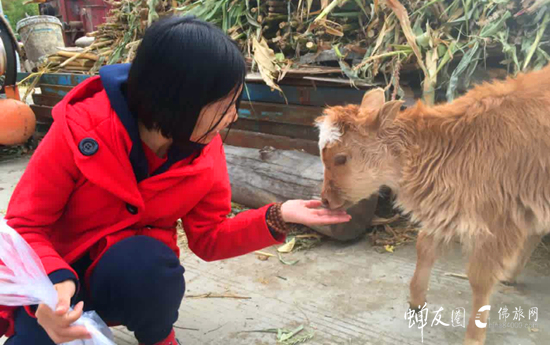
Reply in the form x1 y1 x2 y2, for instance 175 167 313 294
0 219 115 345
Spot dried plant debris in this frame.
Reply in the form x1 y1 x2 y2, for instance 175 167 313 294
186 292 251 299
229 202 250 218
278 237 297 253
368 214 418 249
276 325 314 345
26 0 550 102
284 231 324 252
244 325 314 345
0 139 36 162
278 252 300 266
252 36 285 93
275 233 323 265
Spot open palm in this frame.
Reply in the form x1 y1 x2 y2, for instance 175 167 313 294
281 200 351 227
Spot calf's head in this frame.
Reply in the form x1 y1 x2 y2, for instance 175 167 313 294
316 88 403 210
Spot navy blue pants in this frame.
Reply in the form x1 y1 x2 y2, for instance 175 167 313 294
6 236 185 345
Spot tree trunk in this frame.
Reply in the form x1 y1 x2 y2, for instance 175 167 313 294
224 145 378 241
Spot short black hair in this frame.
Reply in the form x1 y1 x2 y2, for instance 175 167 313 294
127 15 246 146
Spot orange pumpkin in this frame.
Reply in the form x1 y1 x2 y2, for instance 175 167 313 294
0 99 36 145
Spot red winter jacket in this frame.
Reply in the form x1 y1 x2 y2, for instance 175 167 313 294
0 70 283 337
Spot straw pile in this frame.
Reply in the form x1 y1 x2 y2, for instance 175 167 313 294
34 0 550 102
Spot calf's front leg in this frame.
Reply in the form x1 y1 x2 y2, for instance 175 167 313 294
409 231 438 310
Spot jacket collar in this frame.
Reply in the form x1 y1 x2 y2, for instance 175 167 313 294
51 73 218 209
99 63 206 183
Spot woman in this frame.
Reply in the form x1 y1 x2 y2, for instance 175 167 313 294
1 16 350 345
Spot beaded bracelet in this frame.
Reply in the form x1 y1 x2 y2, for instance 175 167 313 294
266 202 290 234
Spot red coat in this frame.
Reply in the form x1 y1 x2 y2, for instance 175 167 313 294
0 76 283 336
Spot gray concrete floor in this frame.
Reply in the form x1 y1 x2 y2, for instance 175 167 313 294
1 155 549 345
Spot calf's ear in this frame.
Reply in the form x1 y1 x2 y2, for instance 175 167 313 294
360 88 386 114
374 100 403 129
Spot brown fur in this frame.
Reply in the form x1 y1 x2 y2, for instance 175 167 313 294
316 65 550 345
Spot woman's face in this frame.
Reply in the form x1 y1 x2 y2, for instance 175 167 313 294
189 88 241 144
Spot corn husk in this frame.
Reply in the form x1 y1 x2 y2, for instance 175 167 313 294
29 0 550 101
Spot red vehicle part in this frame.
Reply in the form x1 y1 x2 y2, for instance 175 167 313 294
39 0 113 46
0 17 36 145
0 15 20 100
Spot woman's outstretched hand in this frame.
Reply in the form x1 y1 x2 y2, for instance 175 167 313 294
280 200 351 227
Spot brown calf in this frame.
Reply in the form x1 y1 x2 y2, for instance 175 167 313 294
315 66 550 345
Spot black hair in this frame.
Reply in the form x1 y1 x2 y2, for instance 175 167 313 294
127 15 246 146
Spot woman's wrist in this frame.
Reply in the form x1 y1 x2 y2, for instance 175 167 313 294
266 203 291 235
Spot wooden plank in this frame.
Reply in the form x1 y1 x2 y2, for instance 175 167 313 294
39 84 74 98
302 76 380 88
32 94 63 107
16 72 28 83
17 72 420 107
17 72 91 86
16 73 385 107
21 71 313 85
243 83 365 106
239 101 322 127
221 129 319 156
16 72 279 85
232 118 318 141
33 80 366 107
30 104 53 122
40 74 91 86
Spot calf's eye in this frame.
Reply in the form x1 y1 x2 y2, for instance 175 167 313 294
334 155 347 166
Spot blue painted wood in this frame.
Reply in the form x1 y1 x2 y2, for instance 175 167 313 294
16 72 27 82
40 74 91 86
237 101 322 126
243 83 364 107
17 72 91 86
18 72 365 107
40 84 74 98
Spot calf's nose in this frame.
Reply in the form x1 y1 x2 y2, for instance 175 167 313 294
321 198 330 208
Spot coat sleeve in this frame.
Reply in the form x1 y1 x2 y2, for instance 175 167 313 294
4 120 80 280
182 146 285 262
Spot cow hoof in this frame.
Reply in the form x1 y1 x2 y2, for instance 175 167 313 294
463 339 484 345
408 301 426 313
500 280 517 287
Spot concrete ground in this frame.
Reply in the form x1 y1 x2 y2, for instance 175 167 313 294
0 155 549 345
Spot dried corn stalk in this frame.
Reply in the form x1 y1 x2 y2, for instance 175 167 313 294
252 36 284 93
31 0 550 102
